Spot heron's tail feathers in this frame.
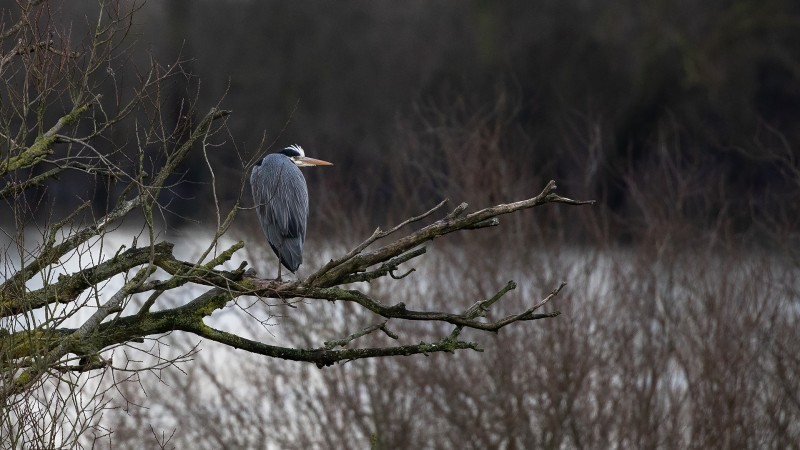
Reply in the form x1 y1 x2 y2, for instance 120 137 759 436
271 238 303 273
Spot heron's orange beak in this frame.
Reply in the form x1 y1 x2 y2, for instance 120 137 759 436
295 156 333 167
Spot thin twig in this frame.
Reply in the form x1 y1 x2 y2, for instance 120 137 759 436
305 199 448 285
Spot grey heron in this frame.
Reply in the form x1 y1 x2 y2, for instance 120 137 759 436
251 144 332 281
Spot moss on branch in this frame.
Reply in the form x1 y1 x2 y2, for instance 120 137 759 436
3 179 593 389
0 99 95 176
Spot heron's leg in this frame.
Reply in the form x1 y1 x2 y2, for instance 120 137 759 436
276 259 282 282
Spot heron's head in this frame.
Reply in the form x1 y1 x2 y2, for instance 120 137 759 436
280 144 333 167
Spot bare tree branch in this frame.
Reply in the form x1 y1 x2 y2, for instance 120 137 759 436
2 179 591 399
0 3 600 443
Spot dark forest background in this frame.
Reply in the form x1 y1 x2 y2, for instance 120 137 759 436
16 0 800 241
2 1 800 448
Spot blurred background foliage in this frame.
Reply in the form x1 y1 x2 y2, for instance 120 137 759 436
18 0 800 240
3 2 799 447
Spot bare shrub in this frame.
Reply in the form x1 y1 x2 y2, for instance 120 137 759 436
100 98 800 449
1 4 595 449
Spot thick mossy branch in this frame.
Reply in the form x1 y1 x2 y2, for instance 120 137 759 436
94 182 584 357
145 240 247 292
73 305 480 369
2 180 593 392
190 320 478 368
0 242 175 318
0 99 95 176
1 328 72 363
0 165 66 199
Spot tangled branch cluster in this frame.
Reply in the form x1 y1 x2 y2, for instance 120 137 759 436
0 0 594 409
3 177 593 406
